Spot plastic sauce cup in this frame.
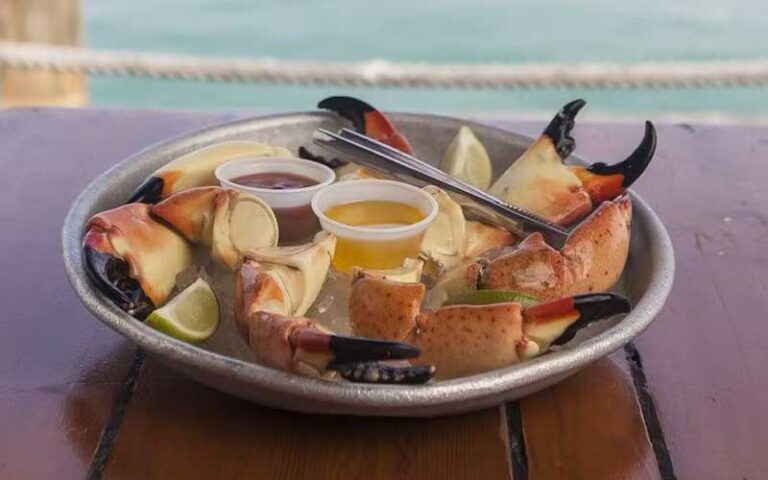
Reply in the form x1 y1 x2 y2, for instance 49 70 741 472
216 157 335 242
311 179 438 273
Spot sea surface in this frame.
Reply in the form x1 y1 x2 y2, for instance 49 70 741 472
85 0 768 118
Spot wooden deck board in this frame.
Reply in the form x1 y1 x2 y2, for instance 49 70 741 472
103 359 512 480
520 353 660 480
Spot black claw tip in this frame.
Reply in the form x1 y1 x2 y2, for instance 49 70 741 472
328 335 420 365
587 121 657 187
318 96 375 132
83 246 154 319
127 176 165 204
543 99 586 159
333 362 435 384
553 293 631 346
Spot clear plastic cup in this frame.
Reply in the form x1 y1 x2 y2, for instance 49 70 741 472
216 157 335 242
311 179 438 273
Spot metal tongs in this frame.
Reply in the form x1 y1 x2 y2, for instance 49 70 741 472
313 128 570 248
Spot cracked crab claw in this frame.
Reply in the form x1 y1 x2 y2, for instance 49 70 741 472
489 100 655 225
236 235 435 384
569 121 657 204
489 100 592 225
235 232 336 335
300 96 414 177
319 96 414 154
128 141 292 204
349 273 630 379
82 203 194 318
151 186 278 269
483 194 632 301
242 312 434 384
410 293 630 378
349 271 426 341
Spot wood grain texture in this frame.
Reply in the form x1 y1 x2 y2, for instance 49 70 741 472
103 359 512 480
493 120 767 480
0 109 229 479
5 108 767 479
520 353 660 480
626 124 768 480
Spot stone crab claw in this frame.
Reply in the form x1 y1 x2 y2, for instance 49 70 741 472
318 96 414 154
235 231 336 334
151 186 278 269
82 203 194 319
128 141 292 204
236 232 435 384
489 99 655 224
243 312 434 384
569 120 657 204
482 194 632 301
413 292 630 378
299 95 414 172
349 274 630 379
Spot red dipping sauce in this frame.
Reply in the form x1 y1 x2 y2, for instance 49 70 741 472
232 172 319 190
232 171 321 242
216 158 336 245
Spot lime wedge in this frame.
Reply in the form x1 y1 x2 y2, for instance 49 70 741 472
443 290 539 307
146 278 219 343
440 126 493 190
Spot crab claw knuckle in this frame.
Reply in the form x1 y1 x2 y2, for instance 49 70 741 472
483 196 632 301
349 274 425 341
152 186 279 269
82 203 194 317
412 303 524 379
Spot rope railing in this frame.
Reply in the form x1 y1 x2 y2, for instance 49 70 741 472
2 42 768 89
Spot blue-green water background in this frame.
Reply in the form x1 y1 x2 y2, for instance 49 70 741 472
86 0 768 117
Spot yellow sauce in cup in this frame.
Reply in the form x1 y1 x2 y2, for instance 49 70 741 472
324 200 426 272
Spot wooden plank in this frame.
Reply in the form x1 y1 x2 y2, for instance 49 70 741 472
0 0 87 106
0 109 227 478
520 353 660 480
495 120 768 480
103 359 512 480
624 124 768 480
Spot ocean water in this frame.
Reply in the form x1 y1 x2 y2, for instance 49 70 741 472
85 0 768 117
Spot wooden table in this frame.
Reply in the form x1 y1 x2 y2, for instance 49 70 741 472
1 109 765 480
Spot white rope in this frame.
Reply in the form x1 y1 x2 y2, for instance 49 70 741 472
2 42 768 89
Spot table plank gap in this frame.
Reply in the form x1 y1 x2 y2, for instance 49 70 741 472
624 344 677 480
86 349 146 480
504 401 529 480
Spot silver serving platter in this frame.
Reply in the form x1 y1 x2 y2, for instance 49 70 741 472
62 111 674 417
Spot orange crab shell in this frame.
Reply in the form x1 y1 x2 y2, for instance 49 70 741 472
482 194 632 301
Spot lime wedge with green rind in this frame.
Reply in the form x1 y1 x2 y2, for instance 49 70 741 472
440 125 493 190
443 289 539 307
146 278 219 343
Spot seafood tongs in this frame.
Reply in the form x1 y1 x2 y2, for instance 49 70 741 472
313 127 570 248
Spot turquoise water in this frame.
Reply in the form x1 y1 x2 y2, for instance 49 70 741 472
85 0 768 117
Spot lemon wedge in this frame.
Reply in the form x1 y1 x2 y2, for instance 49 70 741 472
440 126 493 190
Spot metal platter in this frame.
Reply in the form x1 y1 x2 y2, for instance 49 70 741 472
62 111 674 416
